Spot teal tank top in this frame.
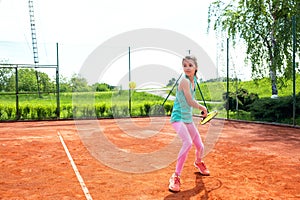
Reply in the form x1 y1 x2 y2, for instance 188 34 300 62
170 76 196 123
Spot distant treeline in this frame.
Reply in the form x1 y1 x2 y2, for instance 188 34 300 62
0 68 117 93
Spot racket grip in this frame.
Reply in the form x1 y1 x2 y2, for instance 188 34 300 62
200 111 206 119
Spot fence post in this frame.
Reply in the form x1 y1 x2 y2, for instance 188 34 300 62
128 46 131 117
226 37 229 120
56 43 60 119
292 16 296 126
15 66 19 120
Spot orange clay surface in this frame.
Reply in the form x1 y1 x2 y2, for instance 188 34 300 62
0 117 299 199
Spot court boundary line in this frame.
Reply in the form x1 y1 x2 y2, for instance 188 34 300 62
0 135 56 141
57 131 93 200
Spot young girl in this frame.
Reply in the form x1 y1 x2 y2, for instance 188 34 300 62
168 55 210 192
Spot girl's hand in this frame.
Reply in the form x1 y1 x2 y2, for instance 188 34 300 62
200 106 208 118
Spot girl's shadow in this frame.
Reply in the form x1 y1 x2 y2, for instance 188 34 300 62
164 172 222 200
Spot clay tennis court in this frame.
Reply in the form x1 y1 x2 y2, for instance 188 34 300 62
0 117 299 199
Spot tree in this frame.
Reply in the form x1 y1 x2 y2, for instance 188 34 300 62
0 68 14 92
167 78 176 87
0 59 13 92
93 83 114 91
6 69 53 93
6 69 37 92
208 0 300 96
38 72 55 92
223 88 259 111
59 75 72 92
70 74 90 92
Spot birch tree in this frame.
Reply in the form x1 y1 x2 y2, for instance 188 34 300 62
208 0 300 97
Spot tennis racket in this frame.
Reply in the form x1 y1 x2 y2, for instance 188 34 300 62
200 110 218 125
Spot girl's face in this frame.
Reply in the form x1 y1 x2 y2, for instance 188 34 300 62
182 59 197 78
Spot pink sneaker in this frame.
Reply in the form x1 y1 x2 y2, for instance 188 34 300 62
168 173 180 192
194 161 210 176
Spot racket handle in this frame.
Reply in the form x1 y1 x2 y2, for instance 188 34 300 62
200 111 206 119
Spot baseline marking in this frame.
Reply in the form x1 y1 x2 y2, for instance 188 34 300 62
0 136 56 141
57 131 93 200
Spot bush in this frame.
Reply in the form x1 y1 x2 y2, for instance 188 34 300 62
163 103 173 115
95 103 107 117
0 104 15 120
223 88 259 112
250 93 300 123
144 103 151 116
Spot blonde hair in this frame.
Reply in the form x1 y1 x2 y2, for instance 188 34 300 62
182 55 198 76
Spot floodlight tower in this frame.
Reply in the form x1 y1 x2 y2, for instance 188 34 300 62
28 0 39 63
28 0 41 96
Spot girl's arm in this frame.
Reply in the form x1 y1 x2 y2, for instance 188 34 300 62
178 78 207 116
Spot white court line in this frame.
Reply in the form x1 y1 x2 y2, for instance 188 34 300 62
0 136 56 141
57 131 93 200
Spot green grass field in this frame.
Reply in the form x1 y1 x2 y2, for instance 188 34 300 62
0 76 299 122
0 91 173 120
197 76 300 101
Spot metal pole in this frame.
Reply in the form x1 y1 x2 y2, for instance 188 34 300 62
162 73 182 106
226 37 229 120
56 43 60 119
15 66 19 120
196 81 208 112
292 16 296 126
128 46 131 117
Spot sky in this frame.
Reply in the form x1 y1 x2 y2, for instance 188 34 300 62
0 0 251 87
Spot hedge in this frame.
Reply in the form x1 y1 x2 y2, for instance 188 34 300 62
0 101 174 120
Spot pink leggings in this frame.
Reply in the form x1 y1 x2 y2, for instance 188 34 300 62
172 121 204 176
